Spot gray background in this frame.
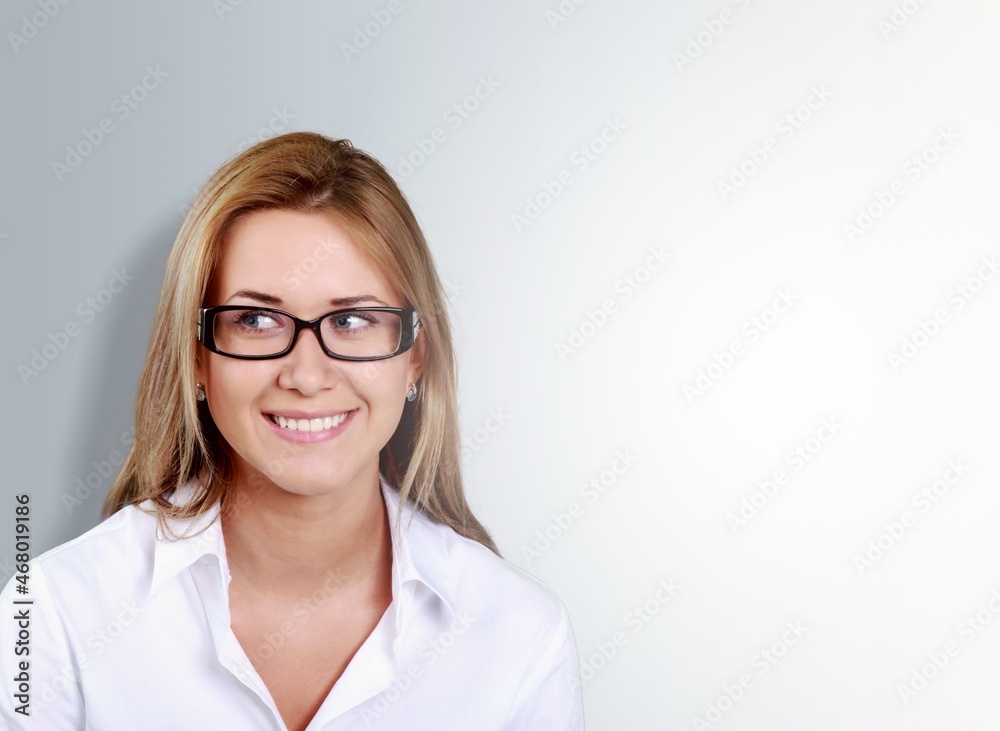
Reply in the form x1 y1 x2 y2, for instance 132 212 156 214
2 0 999 728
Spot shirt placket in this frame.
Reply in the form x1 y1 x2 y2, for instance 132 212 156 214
190 555 289 730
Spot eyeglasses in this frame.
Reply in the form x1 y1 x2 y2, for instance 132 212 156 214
197 305 421 361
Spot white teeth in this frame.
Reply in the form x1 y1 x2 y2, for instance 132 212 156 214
270 412 349 432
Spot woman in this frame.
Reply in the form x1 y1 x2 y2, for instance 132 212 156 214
0 132 585 730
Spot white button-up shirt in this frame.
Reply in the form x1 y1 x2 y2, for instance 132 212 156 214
0 475 585 729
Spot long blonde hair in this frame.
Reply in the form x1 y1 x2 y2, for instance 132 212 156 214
102 131 500 556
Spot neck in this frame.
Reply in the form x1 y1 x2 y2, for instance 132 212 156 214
220 466 393 604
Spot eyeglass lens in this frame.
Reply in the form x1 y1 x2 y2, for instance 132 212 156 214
212 308 403 358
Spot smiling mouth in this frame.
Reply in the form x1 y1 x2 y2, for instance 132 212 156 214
265 412 352 432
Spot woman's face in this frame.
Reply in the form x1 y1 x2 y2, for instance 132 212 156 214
195 208 424 499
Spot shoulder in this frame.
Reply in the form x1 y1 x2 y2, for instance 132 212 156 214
30 481 215 595
457 531 566 622
21 501 171 617
402 508 585 723
34 503 158 578
404 504 571 638
0 502 168 675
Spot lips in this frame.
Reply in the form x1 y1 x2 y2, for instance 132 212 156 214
263 409 356 433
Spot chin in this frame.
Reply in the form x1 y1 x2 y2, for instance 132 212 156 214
273 471 352 497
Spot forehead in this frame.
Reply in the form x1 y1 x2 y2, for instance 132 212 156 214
211 208 400 309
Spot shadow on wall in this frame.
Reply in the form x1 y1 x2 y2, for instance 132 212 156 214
56 213 181 546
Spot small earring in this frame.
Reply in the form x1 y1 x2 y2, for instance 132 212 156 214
196 382 206 402
406 382 418 402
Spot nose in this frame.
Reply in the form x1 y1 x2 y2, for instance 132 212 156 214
276 327 339 396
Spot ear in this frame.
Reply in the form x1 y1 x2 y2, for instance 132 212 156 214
406 322 426 387
194 338 206 387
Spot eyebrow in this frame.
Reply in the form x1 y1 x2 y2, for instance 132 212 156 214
224 289 391 308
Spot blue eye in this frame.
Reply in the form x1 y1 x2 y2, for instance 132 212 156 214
330 312 378 332
232 310 283 333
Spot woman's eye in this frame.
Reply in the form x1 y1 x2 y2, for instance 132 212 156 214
242 313 278 329
334 315 367 329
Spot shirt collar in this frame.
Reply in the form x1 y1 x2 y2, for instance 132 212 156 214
150 480 223 596
149 473 458 619
379 473 458 619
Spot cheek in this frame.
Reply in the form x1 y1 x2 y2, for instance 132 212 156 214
204 363 268 419
349 366 406 424
367 388 407 444
349 359 407 400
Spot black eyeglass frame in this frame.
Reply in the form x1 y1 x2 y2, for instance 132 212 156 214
197 304 421 361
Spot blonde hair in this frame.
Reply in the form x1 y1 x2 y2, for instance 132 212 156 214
102 131 500 556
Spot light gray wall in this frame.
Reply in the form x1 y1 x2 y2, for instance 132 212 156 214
2 1 999 728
